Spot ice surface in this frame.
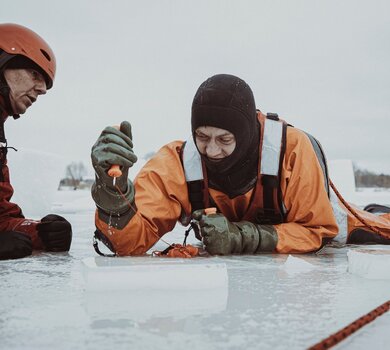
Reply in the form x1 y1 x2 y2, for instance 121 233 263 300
347 246 390 280
51 190 95 214
7 148 68 218
335 311 390 350
282 255 319 274
82 256 228 291
1 189 390 349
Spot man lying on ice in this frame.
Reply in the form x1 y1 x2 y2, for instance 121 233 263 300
91 74 390 256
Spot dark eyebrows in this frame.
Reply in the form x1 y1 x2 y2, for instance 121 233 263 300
195 130 234 138
195 130 207 137
218 133 234 138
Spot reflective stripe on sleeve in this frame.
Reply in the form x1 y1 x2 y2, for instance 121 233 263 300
182 138 203 182
330 188 348 243
260 118 283 176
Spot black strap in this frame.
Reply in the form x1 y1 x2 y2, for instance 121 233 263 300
266 112 279 121
0 114 6 143
0 118 6 182
260 175 284 224
93 229 116 257
278 120 288 216
184 113 288 225
187 180 204 211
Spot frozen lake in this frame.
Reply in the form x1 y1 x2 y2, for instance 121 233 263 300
1 189 390 350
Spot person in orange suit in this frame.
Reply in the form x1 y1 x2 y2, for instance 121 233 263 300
91 74 390 256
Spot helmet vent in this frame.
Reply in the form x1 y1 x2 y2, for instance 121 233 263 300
40 49 51 61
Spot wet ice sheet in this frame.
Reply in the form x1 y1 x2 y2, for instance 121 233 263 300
347 246 390 280
335 311 390 350
1 190 390 350
83 256 228 291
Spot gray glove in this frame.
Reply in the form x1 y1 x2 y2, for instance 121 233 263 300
91 121 137 217
193 210 278 255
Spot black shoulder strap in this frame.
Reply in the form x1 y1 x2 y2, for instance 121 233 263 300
187 180 205 211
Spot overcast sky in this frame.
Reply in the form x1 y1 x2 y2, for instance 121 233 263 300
2 0 390 175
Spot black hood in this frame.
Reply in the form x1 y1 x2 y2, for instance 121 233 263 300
191 74 260 197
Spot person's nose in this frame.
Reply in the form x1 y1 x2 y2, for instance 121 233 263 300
35 80 47 95
205 139 220 158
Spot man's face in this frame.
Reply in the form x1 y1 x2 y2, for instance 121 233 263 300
3 68 47 115
195 126 236 161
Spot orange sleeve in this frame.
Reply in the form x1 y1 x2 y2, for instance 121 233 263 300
274 128 338 253
346 206 390 238
95 141 191 256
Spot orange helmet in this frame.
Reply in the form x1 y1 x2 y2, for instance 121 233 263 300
0 23 56 89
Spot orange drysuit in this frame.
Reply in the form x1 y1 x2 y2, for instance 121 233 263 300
95 112 390 255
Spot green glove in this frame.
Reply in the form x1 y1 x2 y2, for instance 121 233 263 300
91 121 137 217
192 210 278 255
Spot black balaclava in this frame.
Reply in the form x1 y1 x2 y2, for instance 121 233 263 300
191 74 260 198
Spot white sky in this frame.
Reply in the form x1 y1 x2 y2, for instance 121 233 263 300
2 0 390 175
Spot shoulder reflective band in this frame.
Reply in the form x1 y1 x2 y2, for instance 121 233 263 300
260 118 283 176
182 137 203 182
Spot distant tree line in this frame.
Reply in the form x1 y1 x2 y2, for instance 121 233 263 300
59 162 91 190
58 159 390 189
354 168 390 188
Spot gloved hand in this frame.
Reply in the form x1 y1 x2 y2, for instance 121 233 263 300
37 214 72 252
192 210 278 255
0 231 32 260
91 121 137 192
91 121 137 217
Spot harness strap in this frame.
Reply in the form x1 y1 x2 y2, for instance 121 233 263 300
258 113 287 224
187 180 204 211
181 113 288 225
182 112 329 227
93 229 116 257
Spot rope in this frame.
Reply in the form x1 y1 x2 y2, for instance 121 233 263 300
330 180 390 240
310 181 390 347
308 300 390 350
114 184 199 258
